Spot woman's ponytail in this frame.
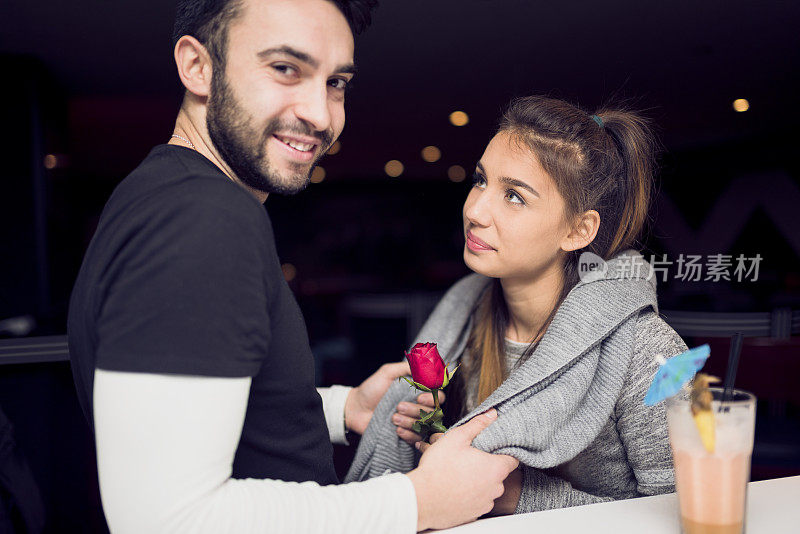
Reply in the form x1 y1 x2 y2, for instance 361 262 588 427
593 109 657 257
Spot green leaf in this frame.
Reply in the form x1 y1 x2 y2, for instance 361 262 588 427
448 364 460 380
419 410 436 423
401 376 432 392
425 407 443 423
431 421 448 433
441 364 460 389
413 381 432 393
414 421 434 441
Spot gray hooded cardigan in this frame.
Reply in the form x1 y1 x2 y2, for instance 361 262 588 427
345 252 686 513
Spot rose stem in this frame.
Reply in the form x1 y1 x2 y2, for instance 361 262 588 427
433 389 441 412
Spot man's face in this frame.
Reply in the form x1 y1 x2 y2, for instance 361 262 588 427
207 0 355 195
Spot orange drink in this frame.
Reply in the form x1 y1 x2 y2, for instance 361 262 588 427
667 388 756 534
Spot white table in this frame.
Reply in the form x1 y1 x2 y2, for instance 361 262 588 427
434 476 800 534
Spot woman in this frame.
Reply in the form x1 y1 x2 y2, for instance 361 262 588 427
346 95 686 515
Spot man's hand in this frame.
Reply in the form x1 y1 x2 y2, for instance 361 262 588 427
406 409 519 531
344 362 411 435
489 466 522 515
420 432 522 516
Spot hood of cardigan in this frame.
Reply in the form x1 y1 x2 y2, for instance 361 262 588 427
458 249 659 416
575 249 658 291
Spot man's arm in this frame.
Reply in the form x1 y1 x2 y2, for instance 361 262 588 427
316 385 351 444
94 369 417 533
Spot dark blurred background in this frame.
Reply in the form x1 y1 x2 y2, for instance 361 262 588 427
1 0 799 532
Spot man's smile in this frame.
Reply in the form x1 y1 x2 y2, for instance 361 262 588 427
271 134 320 163
273 134 317 153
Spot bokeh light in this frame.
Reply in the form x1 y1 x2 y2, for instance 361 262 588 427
448 165 467 182
449 111 469 127
384 160 404 177
421 146 441 162
732 98 750 112
310 166 326 183
281 263 297 282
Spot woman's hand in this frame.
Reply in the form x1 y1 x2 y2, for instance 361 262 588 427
420 433 523 516
392 391 446 446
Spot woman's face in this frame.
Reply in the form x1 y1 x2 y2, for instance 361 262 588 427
462 131 573 282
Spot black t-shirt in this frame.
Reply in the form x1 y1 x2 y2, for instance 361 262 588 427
68 145 338 485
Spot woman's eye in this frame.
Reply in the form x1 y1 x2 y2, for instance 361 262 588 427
471 173 487 189
506 190 525 205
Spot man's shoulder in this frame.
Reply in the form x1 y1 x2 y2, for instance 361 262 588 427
123 144 220 185
85 145 275 273
109 145 268 226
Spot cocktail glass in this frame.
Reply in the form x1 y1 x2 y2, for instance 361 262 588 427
666 387 756 534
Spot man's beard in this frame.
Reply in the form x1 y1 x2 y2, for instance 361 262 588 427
206 68 333 196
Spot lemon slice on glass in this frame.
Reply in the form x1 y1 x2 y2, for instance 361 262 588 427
690 374 720 453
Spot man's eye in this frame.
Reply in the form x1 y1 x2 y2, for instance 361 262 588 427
471 173 486 188
272 64 298 77
328 78 349 90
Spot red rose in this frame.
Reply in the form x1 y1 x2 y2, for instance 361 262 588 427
400 342 459 438
405 342 446 390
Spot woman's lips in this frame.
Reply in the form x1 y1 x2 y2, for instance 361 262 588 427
466 230 495 252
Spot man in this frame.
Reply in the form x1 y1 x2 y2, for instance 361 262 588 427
67 0 517 532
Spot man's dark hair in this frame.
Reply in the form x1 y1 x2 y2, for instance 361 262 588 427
172 0 379 67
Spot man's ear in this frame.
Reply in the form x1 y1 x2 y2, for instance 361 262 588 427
561 209 600 252
174 35 214 98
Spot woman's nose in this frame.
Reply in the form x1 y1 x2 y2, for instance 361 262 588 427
463 189 491 227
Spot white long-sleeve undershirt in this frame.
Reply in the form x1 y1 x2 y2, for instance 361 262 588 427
93 369 417 534
315 384 351 445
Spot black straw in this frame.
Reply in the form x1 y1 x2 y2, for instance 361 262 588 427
723 332 744 401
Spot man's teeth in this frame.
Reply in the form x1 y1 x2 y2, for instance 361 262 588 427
277 136 314 152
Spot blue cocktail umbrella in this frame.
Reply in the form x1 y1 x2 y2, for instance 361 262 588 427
643 344 710 406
